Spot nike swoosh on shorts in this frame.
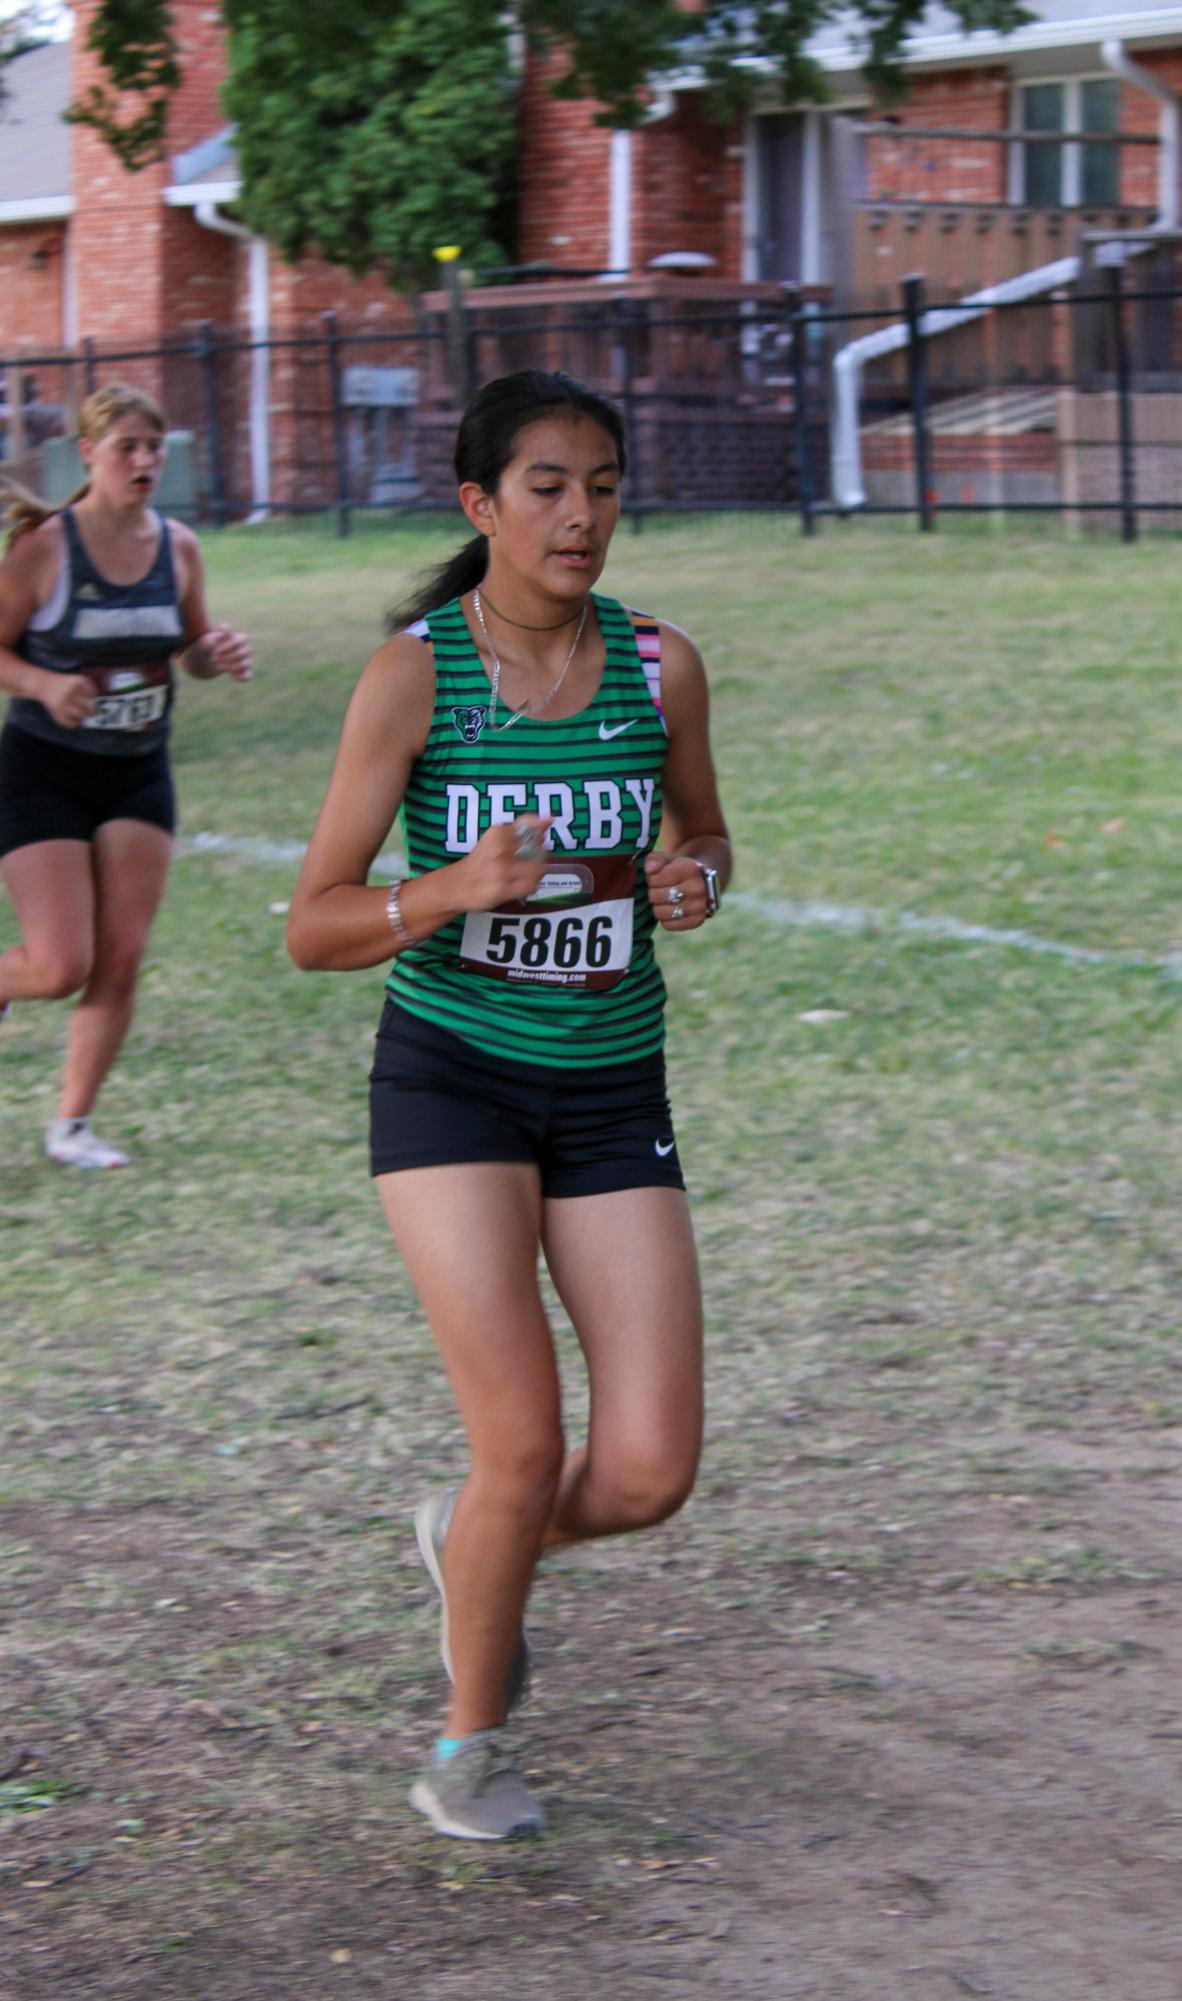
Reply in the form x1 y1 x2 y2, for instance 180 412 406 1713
598 720 636 739
655 1138 676 1157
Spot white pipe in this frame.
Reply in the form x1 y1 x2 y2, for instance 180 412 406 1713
829 40 1181 510
740 114 759 280
609 130 633 274
61 219 77 348
830 257 1080 509
1100 38 1179 230
802 110 823 286
193 201 271 519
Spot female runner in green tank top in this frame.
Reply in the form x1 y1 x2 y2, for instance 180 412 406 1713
288 370 732 1841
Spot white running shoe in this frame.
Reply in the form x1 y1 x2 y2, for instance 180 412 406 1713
45 1118 129 1170
409 1729 545 1841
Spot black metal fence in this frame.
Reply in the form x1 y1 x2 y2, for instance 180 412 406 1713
5 260 1182 539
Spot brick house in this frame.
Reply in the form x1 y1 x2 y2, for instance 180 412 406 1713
516 1 1182 513
0 3 405 508
518 0 1182 299
4 1 1182 513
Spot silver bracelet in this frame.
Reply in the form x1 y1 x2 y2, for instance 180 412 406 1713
385 880 411 951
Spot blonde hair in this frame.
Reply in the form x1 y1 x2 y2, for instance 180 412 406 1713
2 382 167 551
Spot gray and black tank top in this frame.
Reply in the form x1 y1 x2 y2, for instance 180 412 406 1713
8 507 183 757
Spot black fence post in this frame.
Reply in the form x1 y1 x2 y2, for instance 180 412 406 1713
615 298 643 534
1105 259 1137 545
322 311 351 538
195 320 226 527
786 285 816 537
463 303 478 411
902 273 935 532
81 336 97 397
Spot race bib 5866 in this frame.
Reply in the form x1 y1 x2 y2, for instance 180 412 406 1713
459 856 636 992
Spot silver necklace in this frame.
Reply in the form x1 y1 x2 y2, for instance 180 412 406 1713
473 587 588 732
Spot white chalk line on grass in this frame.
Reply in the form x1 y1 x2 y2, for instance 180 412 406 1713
729 891 1182 978
179 832 1182 980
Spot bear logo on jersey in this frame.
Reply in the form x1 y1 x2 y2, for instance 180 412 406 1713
452 706 487 744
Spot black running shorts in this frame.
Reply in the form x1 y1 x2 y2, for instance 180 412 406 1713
369 1001 685 1198
0 722 176 860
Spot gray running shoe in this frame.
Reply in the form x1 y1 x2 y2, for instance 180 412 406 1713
413 1487 532 1713
409 1730 545 1841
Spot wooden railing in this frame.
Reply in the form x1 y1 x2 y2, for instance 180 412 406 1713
850 202 1158 303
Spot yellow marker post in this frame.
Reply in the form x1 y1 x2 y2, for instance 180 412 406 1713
434 247 470 407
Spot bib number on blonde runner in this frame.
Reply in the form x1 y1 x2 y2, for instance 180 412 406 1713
83 684 169 732
460 856 636 992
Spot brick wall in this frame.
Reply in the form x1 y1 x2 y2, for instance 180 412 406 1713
1117 52 1182 211
273 254 408 332
0 225 67 351
517 56 614 270
633 97 735 272
517 57 746 278
70 0 168 374
167 1 230 156
864 56 1182 219
866 70 1010 204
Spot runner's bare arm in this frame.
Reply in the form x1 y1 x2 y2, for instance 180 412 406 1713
286 636 552 973
644 622 732 929
0 520 94 725
172 525 252 682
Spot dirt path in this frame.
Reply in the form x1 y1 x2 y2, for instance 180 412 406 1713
3 1420 1179 2000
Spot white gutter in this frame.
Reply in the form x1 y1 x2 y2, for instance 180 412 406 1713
0 196 73 223
191 199 271 519
163 180 240 208
645 12 1182 85
828 38 1181 510
818 13 1182 75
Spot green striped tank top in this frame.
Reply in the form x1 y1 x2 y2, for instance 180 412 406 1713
386 593 668 1068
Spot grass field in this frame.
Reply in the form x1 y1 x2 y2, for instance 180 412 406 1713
3 518 1181 2000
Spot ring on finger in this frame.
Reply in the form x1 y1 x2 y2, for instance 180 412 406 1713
515 830 544 862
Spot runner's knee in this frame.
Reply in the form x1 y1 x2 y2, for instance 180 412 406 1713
471 1429 566 1515
599 1445 699 1530
31 946 92 999
85 938 146 1000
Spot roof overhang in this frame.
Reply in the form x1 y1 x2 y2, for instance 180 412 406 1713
663 6 1182 87
827 6 1182 71
0 195 73 223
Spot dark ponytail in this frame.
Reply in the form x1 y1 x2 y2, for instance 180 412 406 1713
388 369 626 631
389 533 488 631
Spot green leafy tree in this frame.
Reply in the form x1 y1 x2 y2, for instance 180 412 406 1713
68 0 1032 283
221 0 514 279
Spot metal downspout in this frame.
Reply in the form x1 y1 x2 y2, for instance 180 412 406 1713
193 201 271 519
1101 39 1179 230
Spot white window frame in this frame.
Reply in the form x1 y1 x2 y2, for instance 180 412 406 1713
1008 74 1121 208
